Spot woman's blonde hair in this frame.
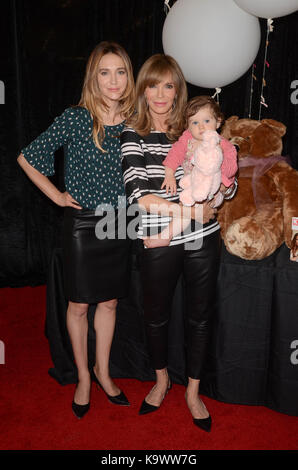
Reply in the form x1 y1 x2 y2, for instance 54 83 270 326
78 41 135 151
128 54 187 142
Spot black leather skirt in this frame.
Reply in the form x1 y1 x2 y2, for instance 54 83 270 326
62 207 132 304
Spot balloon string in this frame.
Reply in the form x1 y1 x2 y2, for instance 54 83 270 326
212 87 222 103
248 63 256 119
258 18 273 120
164 0 171 14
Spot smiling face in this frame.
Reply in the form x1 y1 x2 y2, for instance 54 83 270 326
144 72 176 121
188 105 221 141
97 52 128 105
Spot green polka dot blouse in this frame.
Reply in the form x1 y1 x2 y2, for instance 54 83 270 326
21 106 126 210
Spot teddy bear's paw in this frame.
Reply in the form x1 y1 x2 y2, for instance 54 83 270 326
225 217 278 260
179 191 195 207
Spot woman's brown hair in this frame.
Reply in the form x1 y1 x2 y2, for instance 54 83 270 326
128 54 187 142
184 95 225 129
78 41 135 151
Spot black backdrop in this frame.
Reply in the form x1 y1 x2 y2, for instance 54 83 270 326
1 0 298 287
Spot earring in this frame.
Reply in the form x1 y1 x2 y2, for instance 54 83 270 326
172 97 177 110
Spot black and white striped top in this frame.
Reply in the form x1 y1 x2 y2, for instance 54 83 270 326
120 127 221 246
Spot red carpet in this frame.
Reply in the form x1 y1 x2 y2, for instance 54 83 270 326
0 285 297 450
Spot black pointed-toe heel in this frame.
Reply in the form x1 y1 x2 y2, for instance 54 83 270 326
185 392 212 432
139 380 172 416
193 415 212 432
139 398 159 415
91 369 130 406
72 401 90 419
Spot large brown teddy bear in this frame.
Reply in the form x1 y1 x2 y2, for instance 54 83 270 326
217 116 298 260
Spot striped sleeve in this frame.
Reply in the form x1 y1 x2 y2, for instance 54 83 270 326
120 127 151 205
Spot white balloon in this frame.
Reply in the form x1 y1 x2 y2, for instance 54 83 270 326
162 0 261 88
234 0 298 19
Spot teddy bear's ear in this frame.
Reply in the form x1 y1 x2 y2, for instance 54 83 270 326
261 119 286 137
250 124 283 157
220 116 239 139
225 116 239 123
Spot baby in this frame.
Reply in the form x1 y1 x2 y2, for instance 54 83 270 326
162 95 237 199
144 96 238 248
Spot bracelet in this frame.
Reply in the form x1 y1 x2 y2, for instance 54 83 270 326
223 178 238 200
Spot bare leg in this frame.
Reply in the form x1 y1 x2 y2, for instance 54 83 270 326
145 368 170 406
93 299 120 396
66 301 91 405
185 378 209 419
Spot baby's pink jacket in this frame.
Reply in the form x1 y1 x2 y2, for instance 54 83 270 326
163 129 237 187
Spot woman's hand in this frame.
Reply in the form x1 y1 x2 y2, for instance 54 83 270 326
17 154 82 209
202 200 217 223
56 191 82 209
219 183 228 193
143 236 172 249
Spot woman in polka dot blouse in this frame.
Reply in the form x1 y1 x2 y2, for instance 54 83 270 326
17 42 135 419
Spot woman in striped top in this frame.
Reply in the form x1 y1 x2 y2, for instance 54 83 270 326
121 54 236 432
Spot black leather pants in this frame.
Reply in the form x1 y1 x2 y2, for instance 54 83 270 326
139 230 221 380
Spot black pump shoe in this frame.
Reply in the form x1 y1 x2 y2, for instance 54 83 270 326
72 381 91 419
185 392 212 432
72 400 90 419
91 369 130 406
139 380 172 415
193 415 212 432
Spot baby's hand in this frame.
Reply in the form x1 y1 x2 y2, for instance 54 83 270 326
161 175 177 195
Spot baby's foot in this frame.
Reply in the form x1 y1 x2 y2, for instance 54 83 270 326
143 236 171 249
